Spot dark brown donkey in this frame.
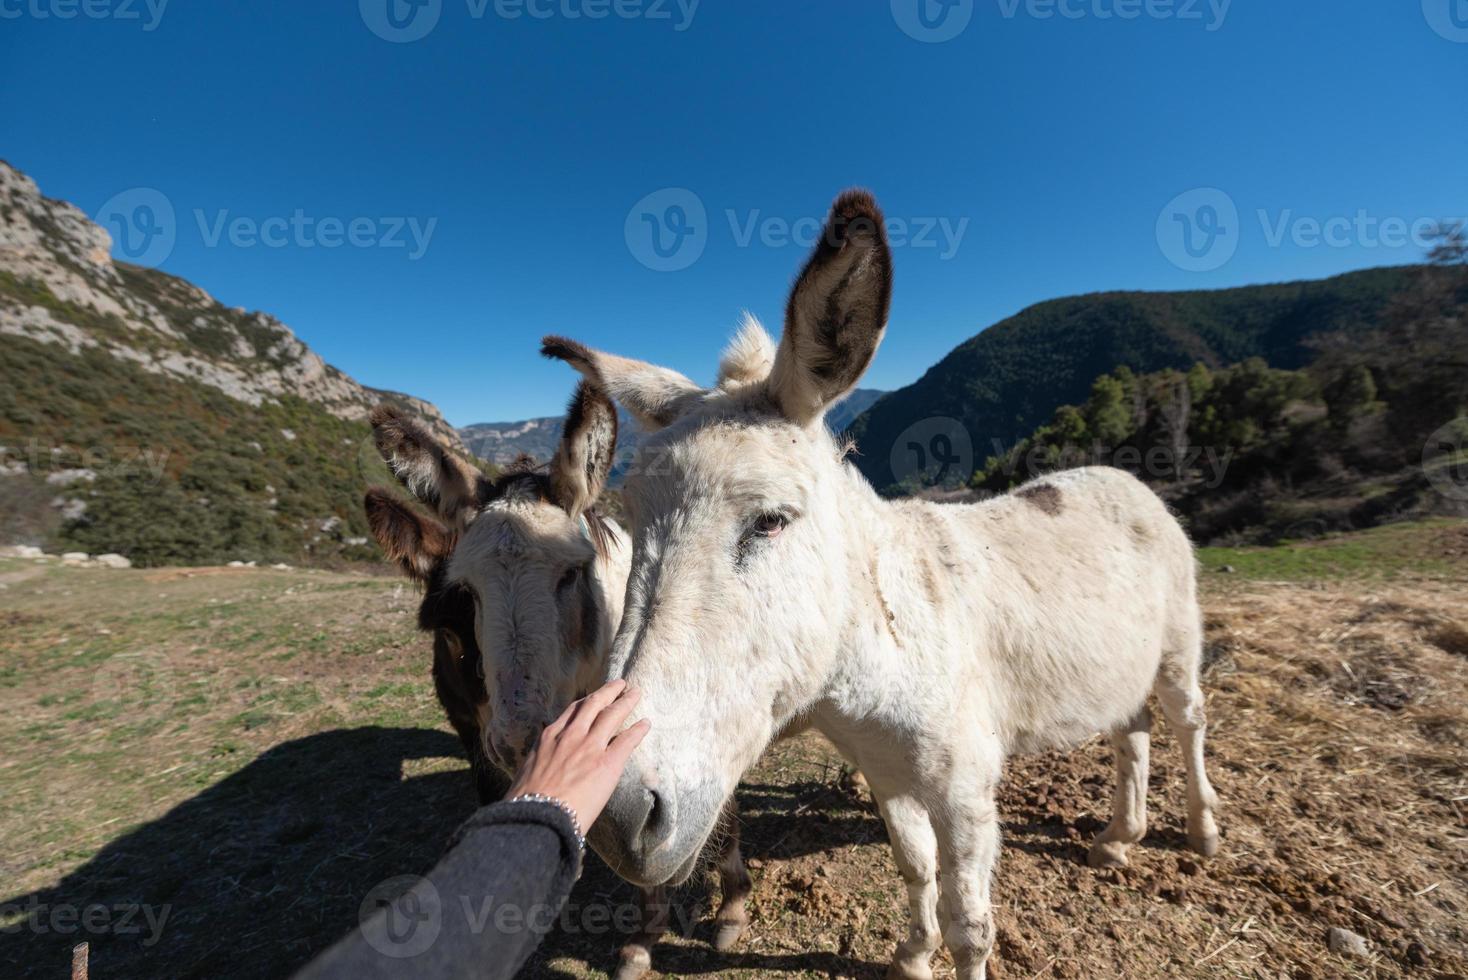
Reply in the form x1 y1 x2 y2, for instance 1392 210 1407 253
363 387 752 980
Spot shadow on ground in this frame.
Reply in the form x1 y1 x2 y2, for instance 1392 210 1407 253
2 727 478 979
3 732 884 980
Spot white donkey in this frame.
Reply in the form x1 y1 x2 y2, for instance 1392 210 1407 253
365 387 753 979
542 190 1222 979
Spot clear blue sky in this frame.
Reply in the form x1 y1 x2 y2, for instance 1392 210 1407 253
3 1 1464 424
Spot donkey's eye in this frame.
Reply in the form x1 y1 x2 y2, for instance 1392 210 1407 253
751 513 788 539
557 565 580 594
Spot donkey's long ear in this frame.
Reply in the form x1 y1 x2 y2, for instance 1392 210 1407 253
550 381 617 519
768 189 893 426
370 404 486 525
541 336 703 432
364 487 455 582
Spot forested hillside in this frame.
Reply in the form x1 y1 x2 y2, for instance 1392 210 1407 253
848 266 1425 492
972 250 1468 543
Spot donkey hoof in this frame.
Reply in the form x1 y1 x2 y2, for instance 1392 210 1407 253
1189 830 1220 858
1088 839 1131 869
886 958 935 980
713 918 748 952
614 945 652 980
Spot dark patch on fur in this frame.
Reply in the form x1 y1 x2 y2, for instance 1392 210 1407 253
785 189 894 393
1017 482 1064 516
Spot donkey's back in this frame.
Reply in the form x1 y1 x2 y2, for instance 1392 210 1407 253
914 466 1200 756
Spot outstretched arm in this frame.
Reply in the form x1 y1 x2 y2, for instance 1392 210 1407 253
297 681 649 980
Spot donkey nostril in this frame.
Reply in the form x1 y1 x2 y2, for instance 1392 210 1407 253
644 789 668 841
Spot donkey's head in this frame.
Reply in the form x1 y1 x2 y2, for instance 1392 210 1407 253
363 488 490 789
368 385 625 773
544 190 892 884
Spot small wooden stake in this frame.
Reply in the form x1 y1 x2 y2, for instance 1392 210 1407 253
71 942 88 980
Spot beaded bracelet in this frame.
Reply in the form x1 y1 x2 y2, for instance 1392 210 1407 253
509 793 586 853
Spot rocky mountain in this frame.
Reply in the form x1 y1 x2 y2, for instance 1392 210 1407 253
846 266 1425 492
459 389 885 475
0 160 473 566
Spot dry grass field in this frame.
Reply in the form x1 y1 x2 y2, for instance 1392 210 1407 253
2 521 1466 979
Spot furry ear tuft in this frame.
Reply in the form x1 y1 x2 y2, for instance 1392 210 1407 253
717 313 777 389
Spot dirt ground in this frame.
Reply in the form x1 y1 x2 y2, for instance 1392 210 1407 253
1 523 1465 979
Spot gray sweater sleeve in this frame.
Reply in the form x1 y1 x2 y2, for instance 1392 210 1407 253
296 800 583 980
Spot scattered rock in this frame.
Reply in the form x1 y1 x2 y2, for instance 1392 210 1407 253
1219 564 1236 573
0 545 45 559
94 553 132 569
1326 927 1369 957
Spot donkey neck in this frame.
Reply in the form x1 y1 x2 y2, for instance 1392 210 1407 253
819 477 975 734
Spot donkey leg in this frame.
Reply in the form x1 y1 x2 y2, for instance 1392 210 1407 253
614 885 669 980
877 794 941 980
711 800 753 951
931 751 1002 980
1155 668 1221 857
1088 704 1152 869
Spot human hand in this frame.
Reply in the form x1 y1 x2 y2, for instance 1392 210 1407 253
505 679 650 834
